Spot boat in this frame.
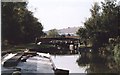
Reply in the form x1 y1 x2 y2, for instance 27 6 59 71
1 51 69 75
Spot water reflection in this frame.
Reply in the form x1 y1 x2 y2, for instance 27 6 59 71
76 50 119 74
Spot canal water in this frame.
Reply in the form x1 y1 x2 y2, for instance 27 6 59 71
51 54 88 73
51 51 119 74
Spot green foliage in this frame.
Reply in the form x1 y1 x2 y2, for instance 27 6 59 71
77 0 119 47
114 44 120 64
2 2 44 44
47 29 60 38
77 0 120 71
76 27 87 40
113 37 120 70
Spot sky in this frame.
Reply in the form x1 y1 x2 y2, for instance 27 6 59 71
27 0 104 31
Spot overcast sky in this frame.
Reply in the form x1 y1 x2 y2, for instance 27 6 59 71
27 0 105 31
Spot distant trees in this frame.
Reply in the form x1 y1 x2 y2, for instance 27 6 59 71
77 0 120 48
46 29 60 38
2 2 44 44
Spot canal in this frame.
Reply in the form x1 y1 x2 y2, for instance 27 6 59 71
51 49 119 74
51 54 88 73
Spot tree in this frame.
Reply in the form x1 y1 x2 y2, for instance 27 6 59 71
77 0 119 49
76 0 120 72
2 2 26 44
21 10 44 43
2 2 44 44
47 29 60 38
101 0 120 38
76 27 87 40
